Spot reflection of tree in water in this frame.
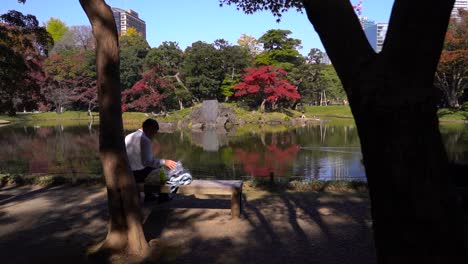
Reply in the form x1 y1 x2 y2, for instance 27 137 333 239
440 125 468 164
0 127 33 174
29 127 54 173
234 141 300 177
0 126 100 176
1 123 465 181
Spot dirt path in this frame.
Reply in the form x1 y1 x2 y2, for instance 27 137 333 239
0 185 376 264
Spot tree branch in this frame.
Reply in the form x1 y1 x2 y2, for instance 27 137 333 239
383 0 455 86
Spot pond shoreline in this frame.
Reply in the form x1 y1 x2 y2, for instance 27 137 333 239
0 174 368 193
1 115 466 125
1 104 467 125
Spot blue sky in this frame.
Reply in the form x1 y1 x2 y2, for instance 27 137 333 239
1 0 395 55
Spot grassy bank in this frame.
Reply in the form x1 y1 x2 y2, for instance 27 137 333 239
438 108 468 122
0 173 103 187
1 105 467 124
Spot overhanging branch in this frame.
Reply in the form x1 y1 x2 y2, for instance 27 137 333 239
383 0 455 82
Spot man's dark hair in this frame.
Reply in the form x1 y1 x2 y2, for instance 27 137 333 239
142 118 159 131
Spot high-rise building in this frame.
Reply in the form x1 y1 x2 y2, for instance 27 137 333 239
359 17 388 53
375 23 388 53
111 7 146 39
452 0 468 20
360 17 377 51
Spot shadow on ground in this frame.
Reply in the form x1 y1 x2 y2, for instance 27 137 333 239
2 184 468 264
0 185 108 264
143 191 376 264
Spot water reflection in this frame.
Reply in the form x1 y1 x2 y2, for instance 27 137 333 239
0 125 100 177
0 122 467 182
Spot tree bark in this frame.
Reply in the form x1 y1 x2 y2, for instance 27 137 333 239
259 98 266 111
303 0 465 263
435 72 462 108
79 0 149 256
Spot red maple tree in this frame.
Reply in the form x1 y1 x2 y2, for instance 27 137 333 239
121 69 173 112
233 65 301 110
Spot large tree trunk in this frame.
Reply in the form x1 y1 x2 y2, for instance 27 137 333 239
79 0 149 256
303 0 465 263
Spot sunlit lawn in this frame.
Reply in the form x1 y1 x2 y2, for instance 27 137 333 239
0 105 466 123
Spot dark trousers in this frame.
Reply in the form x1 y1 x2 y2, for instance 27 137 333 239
132 167 169 200
132 167 155 183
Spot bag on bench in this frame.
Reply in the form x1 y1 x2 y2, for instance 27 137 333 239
165 161 192 193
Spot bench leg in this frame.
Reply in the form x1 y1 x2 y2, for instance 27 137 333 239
231 188 241 218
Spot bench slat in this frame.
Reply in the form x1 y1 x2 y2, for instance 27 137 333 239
147 179 243 218
160 180 242 195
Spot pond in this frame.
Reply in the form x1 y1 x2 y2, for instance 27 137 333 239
0 121 467 182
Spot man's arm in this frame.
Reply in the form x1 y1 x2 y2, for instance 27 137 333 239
140 136 164 168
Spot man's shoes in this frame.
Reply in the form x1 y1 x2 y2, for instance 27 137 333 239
144 193 159 202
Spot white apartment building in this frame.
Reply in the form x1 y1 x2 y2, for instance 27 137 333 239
360 17 388 53
452 0 468 18
375 23 388 53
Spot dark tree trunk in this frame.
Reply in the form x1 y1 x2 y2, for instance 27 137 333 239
303 0 465 263
79 0 149 256
7 100 16 116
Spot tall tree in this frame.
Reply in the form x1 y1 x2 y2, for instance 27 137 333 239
43 50 97 112
79 0 149 257
42 51 78 112
234 65 300 110
237 33 262 56
216 39 253 100
0 10 52 115
119 28 150 90
321 64 345 103
182 41 225 100
435 9 468 108
217 38 253 78
306 48 324 64
45 17 68 42
144 41 184 75
289 49 346 106
52 25 95 53
255 29 304 71
13 0 145 255
16 0 147 259
144 41 191 110
122 69 172 113
72 25 95 50
220 0 465 263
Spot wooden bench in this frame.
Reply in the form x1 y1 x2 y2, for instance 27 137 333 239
147 180 243 218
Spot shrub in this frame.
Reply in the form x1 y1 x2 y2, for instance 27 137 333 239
461 102 468 112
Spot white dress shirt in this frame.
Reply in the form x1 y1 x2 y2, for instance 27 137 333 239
125 129 165 171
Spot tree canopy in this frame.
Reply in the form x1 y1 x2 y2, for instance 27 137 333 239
0 10 53 115
234 65 300 110
119 28 150 90
45 17 68 42
435 9 468 108
255 29 304 71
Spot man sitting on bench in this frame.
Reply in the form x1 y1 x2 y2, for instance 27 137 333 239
125 118 177 202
